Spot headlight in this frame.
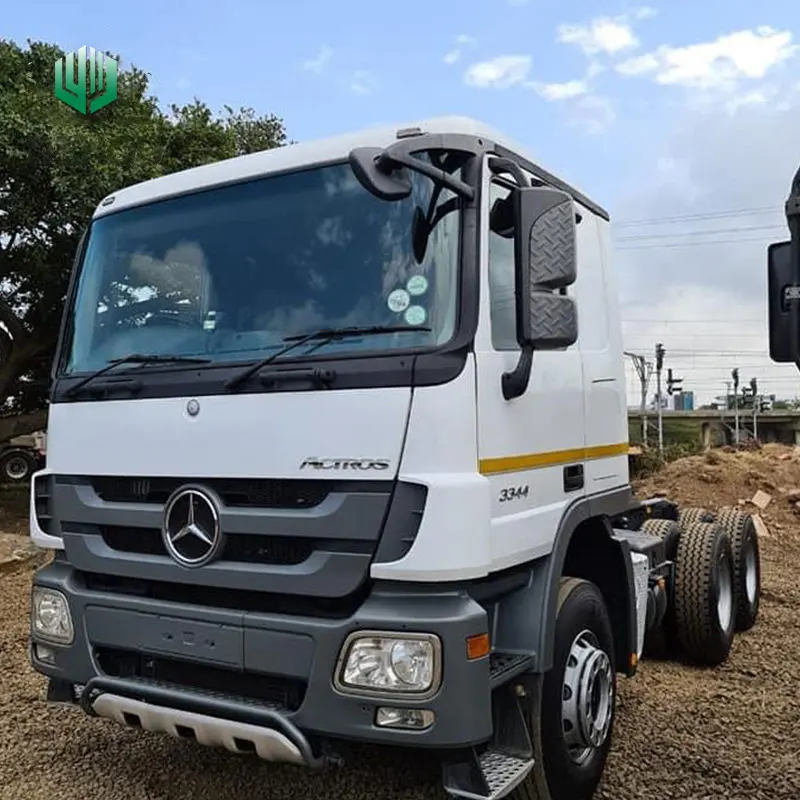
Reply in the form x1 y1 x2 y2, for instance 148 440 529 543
31 587 74 644
336 632 441 696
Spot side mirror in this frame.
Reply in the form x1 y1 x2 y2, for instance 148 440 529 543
767 240 799 363
502 185 579 400
514 185 578 350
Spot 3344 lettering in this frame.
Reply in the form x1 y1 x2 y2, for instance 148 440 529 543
498 485 530 503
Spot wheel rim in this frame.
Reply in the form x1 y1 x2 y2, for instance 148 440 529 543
716 551 733 631
5 457 28 480
744 542 758 605
561 629 614 765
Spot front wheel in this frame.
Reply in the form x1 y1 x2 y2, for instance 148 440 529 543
512 578 616 800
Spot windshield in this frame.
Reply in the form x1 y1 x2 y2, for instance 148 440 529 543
61 158 462 376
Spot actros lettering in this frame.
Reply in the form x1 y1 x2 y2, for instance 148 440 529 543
299 458 391 471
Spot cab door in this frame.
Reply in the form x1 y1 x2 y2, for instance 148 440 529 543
474 166 587 573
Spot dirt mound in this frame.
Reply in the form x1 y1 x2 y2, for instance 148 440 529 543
634 443 800 551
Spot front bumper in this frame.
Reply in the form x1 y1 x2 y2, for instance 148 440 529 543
30 560 494 760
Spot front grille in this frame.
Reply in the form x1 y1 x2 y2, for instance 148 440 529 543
94 646 306 711
91 476 330 509
81 572 369 618
100 526 333 566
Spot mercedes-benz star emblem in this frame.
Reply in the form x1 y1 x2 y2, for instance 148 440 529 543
186 399 200 417
162 487 223 567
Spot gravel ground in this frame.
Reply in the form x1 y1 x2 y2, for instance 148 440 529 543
1 447 799 800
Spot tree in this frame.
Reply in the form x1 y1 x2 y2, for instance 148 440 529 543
0 38 288 429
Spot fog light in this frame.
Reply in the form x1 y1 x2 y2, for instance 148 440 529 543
376 707 435 730
34 644 57 664
336 632 441 696
32 587 74 644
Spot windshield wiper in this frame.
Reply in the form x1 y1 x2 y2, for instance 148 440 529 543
63 354 212 399
223 325 431 392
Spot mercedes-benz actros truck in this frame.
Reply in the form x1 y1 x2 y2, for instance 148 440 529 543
28 117 761 800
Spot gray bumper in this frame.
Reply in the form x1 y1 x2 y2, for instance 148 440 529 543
30 560 494 756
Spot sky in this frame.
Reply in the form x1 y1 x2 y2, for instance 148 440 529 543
6 0 800 407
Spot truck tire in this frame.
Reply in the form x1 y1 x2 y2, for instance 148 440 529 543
513 578 616 800
0 449 36 483
639 518 682 658
677 507 715 528
641 518 681 561
714 507 760 632
673 521 735 666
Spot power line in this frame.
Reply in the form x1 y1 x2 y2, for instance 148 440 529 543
614 204 782 227
615 223 786 242
622 319 763 324
616 235 776 251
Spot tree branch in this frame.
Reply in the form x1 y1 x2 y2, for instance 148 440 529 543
0 295 25 343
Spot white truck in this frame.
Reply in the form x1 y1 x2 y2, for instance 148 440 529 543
29 117 761 800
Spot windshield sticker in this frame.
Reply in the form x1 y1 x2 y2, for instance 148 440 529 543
406 275 429 296
404 305 427 326
387 289 411 313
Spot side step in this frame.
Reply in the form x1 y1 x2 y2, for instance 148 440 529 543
443 748 534 800
443 685 534 800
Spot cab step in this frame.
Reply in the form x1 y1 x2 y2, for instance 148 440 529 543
488 652 534 690
443 748 534 800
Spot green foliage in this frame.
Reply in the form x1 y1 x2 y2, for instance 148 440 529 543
0 38 288 417
630 441 703 479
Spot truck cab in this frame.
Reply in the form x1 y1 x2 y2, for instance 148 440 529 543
28 117 752 800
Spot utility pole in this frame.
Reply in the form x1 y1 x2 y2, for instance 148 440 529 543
731 368 740 444
655 343 665 455
751 377 758 442
624 351 653 445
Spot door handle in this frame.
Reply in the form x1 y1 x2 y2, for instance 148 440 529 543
563 464 584 493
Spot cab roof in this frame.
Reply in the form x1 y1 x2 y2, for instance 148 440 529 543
92 115 608 220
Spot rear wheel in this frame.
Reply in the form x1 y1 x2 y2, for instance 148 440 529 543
673 521 735 666
512 578 616 800
641 518 681 561
715 506 760 631
677 507 715 528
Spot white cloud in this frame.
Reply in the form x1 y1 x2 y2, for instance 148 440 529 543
464 55 531 88
303 45 333 73
632 6 658 20
532 79 588 101
615 53 660 76
615 27 799 90
443 34 476 66
558 16 641 56
350 70 376 95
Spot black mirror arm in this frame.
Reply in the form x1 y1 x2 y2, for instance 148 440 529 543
376 145 476 200
488 157 529 188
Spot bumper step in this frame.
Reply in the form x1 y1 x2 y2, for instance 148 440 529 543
443 748 534 800
93 693 309 764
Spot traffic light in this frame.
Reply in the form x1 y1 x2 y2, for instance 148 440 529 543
750 377 758 397
731 368 739 391
666 368 683 395
655 343 665 371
